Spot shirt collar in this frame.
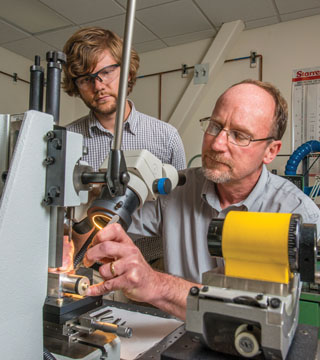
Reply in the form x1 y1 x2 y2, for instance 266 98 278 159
200 165 268 214
87 99 137 137
241 164 268 210
201 176 221 211
124 99 138 135
88 111 109 138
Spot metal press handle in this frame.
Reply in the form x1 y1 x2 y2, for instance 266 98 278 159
113 0 137 150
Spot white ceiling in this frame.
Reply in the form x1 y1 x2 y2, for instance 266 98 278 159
1 0 320 61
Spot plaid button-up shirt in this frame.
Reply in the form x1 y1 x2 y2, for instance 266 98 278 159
66 101 186 171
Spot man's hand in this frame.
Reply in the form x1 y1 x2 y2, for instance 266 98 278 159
84 223 200 320
84 223 160 303
48 236 74 273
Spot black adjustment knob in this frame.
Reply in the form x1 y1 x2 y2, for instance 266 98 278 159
299 223 317 283
177 172 186 186
46 51 66 63
207 218 224 257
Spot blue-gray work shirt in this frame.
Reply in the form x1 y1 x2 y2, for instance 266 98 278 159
129 165 320 283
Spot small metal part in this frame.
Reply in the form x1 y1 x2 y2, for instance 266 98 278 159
193 63 209 84
43 196 53 206
73 163 93 193
250 51 257 68
100 315 114 321
269 297 281 309
61 274 90 296
52 138 62 150
56 298 63 306
43 156 55 165
181 64 188 78
83 146 88 156
81 282 89 293
89 307 112 319
92 320 132 338
48 186 60 198
48 272 90 297
79 308 132 338
190 287 199 296
234 324 261 358
114 201 123 210
46 131 55 140
314 271 320 284
233 296 262 308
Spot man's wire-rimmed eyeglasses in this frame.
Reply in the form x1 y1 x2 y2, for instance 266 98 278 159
199 117 275 147
74 64 120 90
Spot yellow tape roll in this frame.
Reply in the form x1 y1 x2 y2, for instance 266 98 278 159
222 212 292 283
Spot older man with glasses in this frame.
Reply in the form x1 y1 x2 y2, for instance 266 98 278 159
83 79 320 320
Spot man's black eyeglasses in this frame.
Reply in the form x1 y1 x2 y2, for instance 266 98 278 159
199 117 275 147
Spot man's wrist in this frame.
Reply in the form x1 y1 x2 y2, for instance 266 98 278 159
147 271 200 320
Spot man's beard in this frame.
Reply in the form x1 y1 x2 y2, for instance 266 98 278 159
83 93 117 117
202 152 233 183
91 102 117 117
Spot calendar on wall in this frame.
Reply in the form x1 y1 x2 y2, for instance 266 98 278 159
292 67 320 175
292 67 320 151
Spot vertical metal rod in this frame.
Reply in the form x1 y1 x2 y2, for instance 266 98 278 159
158 74 162 120
48 207 64 268
45 51 66 124
0 115 11 197
29 55 44 111
113 0 136 150
45 51 66 268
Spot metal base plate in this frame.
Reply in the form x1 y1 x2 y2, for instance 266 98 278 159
160 324 318 360
44 330 120 360
44 296 103 324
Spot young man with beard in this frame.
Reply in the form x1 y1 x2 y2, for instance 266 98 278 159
83 79 320 320
63 27 186 172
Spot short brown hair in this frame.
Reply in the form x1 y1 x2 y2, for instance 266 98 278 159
230 79 288 140
62 27 140 96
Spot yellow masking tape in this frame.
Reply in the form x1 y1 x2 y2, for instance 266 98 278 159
222 212 292 283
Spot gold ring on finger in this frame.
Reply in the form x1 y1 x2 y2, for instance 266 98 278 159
110 261 116 277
